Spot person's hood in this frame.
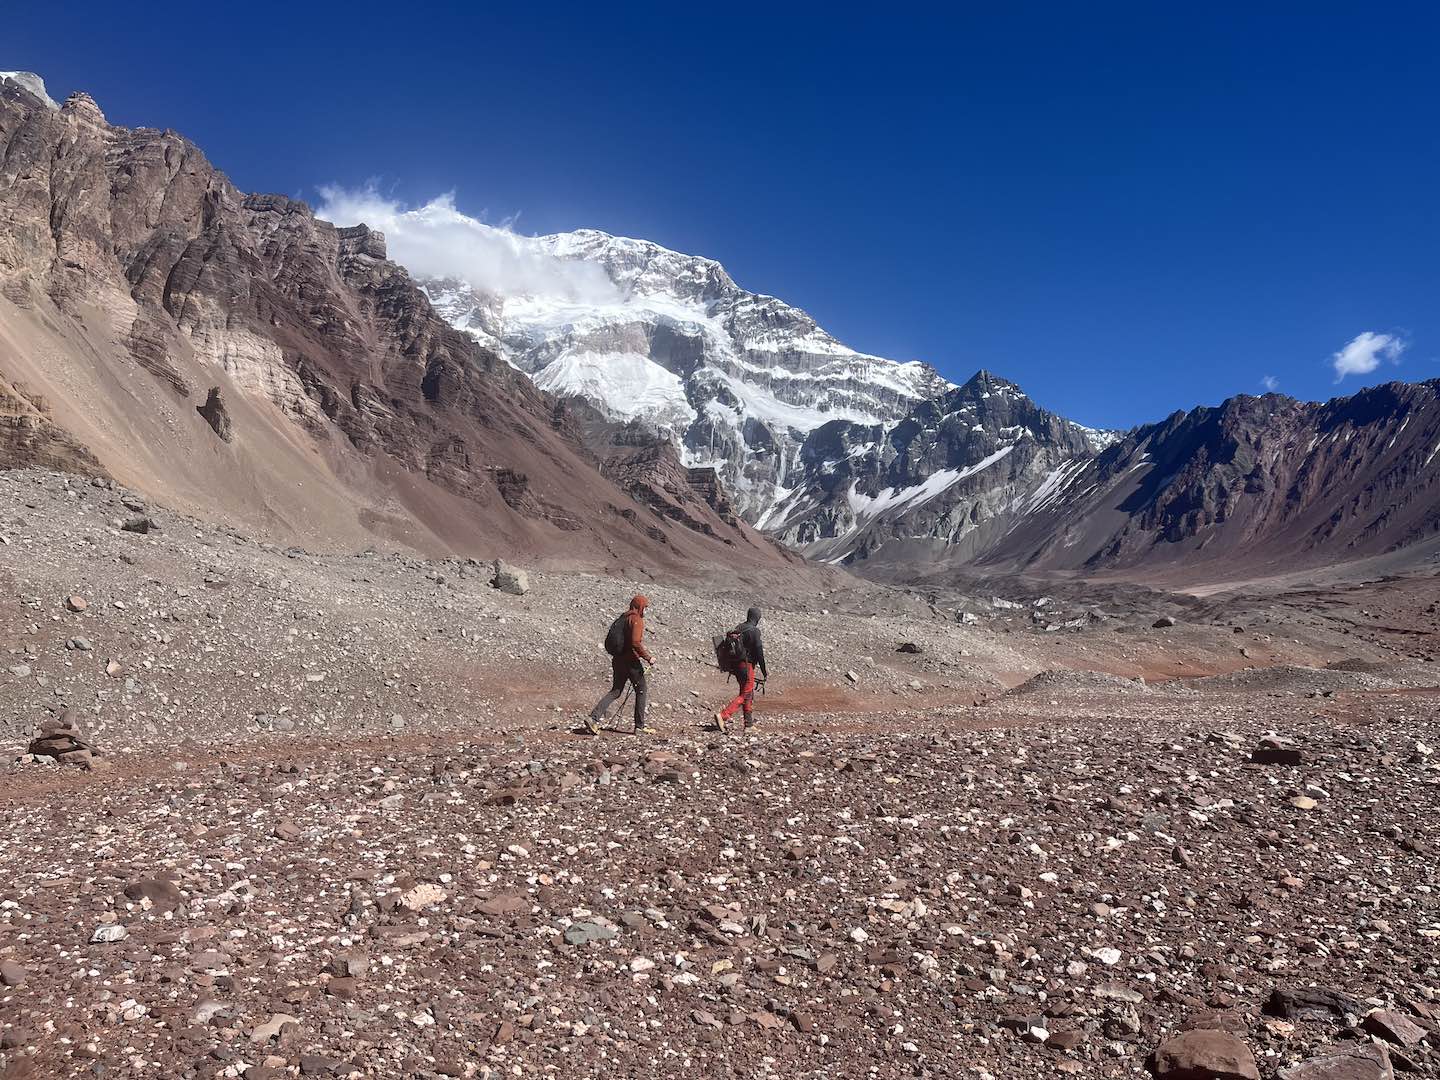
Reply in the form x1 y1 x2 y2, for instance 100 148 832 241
630 595 650 612
747 606 762 625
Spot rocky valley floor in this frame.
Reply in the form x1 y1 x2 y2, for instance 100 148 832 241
1 470 1438 1079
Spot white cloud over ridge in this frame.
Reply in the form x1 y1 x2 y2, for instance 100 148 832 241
1331 331 1406 381
314 185 619 304
1260 374 1280 392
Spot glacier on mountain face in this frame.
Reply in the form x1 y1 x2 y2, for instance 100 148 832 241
532 350 694 428
420 227 951 520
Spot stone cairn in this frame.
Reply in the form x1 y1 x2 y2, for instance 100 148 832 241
28 709 103 769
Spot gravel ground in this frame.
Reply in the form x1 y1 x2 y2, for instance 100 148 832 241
2 470 1438 1079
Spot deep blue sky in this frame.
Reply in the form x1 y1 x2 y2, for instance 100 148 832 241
10 3 1437 428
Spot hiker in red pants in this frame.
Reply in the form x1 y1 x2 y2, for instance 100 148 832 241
714 607 768 733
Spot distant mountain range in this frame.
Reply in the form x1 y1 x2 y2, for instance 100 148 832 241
3 70 1437 584
420 224 1440 582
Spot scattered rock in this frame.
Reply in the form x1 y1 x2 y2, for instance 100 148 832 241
1251 735 1304 766
1277 1044 1393 1080
27 711 101 766
250 1014 300 1043
564 921 616 946
121 515 159 535
0 960 28 987
122 877 184 913
1362 1010 1427 1048
490 560 529 595
329 951 370 979
400 882 447 910
1265 987 1363 1022
1154 1030 1260 1080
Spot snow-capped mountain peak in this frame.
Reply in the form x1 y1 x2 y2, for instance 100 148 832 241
421 227 951 518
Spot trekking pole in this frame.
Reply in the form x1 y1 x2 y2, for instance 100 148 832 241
606 684 633 725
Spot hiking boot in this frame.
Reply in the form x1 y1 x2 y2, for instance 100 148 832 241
713 711 726 733
741 714 756 733
634 724 658 737
581 715 599 736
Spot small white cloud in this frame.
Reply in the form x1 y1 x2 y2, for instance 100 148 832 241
1331 331 1406 381
1260 374 1280 392
314 184 618 304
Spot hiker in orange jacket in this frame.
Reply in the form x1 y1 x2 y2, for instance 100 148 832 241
586 595 655 734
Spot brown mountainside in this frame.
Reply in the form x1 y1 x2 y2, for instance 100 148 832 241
0 80 796 574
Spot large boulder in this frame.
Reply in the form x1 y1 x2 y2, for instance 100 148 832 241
490 560 529 596
1154 1030 1260 1080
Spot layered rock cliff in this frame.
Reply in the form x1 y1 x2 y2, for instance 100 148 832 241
0 74 791 571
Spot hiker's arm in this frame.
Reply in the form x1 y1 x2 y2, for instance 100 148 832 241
754 628 768 679
631 616 654 664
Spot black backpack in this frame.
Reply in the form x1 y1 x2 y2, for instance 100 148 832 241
603 613 628 657
713 625 748 671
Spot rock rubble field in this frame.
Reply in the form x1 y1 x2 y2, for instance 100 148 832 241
2 470 1437 1078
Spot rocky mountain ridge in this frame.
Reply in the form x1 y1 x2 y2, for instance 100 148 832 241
3 70 1437 586
421 229 952 521
777 371 1440 581
0 72 795 575
425 226 1440 582
993 378 1440 577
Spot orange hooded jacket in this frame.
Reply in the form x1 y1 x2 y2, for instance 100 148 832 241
618 595 654 665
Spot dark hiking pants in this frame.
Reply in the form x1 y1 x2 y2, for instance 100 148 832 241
591 660 648 729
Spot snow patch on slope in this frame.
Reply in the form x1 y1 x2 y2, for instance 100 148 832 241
848 444 1016 523
533 351 694 427
1023 458 1088 513
0 72 57 109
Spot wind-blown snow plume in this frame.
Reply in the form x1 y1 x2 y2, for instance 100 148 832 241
1332 331 1406 380
314 186 618 303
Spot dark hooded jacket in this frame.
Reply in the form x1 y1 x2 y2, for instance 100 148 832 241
737 606 767 679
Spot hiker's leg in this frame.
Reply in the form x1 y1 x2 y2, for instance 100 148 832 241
590 664 627 720
630 664 649 728
719 663 753 720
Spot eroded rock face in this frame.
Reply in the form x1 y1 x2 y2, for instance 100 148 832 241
197 387 233 442
1001 381 1440 578
0 381 106 477
0 83 785 571
767 370 1106 563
